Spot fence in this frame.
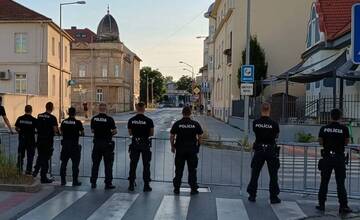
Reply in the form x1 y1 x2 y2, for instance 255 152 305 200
1 132 360 199
233 94 360 125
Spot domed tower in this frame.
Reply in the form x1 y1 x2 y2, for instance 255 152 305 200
96 7 120 42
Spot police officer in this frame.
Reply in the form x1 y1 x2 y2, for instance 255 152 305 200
33 102 59 183
247 102 281 204
15 105 37 175
128 102 154 192
60 107 84 186
316 109 352 214
90 103 117 189
0 96 14 134
170 106 203 195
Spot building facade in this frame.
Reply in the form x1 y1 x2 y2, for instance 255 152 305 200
66 10 141 115
0 0 72 123
203 0 313 122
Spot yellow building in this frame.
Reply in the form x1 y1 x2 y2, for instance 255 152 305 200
66 9 141 115
204 0 313 122
0 0 72 123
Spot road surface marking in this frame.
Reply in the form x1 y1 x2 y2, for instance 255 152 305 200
87 193 139 220
180 187 211 193
154 195 190 220
271 201 307 220
19 191 86 220
216 198 249 220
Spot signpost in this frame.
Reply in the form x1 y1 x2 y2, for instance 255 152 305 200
241 65 255 83
352 3 360 64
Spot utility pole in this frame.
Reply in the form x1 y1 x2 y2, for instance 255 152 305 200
146 74 149 107
244 0 251 136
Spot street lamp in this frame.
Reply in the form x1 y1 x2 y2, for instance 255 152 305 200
59 1 86 122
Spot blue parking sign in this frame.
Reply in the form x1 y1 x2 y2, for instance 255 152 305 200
352 3 360 64
241 65 255 83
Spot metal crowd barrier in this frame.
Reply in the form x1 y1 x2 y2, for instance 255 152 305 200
1 131 359 199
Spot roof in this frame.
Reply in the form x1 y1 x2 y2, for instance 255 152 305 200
96 11 120 42
0 0 50 21
316 0 360 41
65 27 96 43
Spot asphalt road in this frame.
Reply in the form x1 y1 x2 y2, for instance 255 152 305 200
1 108 359 197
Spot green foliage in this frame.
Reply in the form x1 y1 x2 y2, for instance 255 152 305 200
296 132 317 143
0 151 34 185
140 67 166 103
176 75 193 94
239 36 268 97
241 136 252 152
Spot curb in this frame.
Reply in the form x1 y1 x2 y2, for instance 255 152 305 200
0 180 41 193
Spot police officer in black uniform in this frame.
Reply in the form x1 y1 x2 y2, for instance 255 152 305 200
127 102 154 192
170 106 203 195
60 107 84 186
247 102 281 204
15 105 37 175
316 109 352 214
90 103 117 189
0 96 14 134
33 102 59 183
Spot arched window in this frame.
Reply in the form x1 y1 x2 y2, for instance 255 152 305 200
306 4 321 48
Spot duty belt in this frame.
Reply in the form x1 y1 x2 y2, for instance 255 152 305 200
254 143 276 151
321 149 344 157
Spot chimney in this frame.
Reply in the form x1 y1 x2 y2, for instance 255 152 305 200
71 26 77 30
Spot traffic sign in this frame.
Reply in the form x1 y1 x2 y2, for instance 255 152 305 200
240 83 253 96
241 65 255 83
352 3 360 64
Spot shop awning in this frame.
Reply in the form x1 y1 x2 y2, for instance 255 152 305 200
336 60 360 81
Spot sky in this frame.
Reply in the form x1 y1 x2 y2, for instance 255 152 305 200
16 0 213 80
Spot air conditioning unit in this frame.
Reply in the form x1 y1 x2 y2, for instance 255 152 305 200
0 71 11 80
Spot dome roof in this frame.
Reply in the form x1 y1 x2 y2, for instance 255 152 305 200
204 2 215 18
96 9 120 42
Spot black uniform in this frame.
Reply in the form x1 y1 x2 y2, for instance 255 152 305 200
90 113 116 186
0 106 5 117
318 122 349 207
60 117 84 184
247 116 280 199
128 114 154 184
170 117 203 190
15 114 37 174
34 112 58 181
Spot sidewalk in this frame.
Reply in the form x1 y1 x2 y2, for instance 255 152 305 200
194 115 255 142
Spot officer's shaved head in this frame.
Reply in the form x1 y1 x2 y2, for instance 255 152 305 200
68 107 76 117
182 106 192 117
261 102 271 116
46 102 54 112
99 103 107 113
136 102 145 113
331 109 342 121
25 105 32 114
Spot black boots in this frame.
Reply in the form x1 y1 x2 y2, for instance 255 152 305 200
143 182 152 192
128 181 135 191
270 196 281 204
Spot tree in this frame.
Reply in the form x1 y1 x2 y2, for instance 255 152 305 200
239 36 268 97
165 76 174 83
176 75 193 94
140 67 166 104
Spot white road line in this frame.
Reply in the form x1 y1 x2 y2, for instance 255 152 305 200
19 191 87 220
216 198 249 220
271 201 307 220
87 193 139 220
154 195 191 220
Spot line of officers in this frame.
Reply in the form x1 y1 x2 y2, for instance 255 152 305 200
2 100 355 212
6 101 203 194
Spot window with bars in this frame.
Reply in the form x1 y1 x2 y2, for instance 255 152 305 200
15 73 27 94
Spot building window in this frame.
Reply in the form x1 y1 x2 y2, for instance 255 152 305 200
315 80 320 88
15 33 28 53
58 42 61 58
306 83 310 90
346 80 356 86
15 73 27 93
79 64 86 77
52 75 56 96
96 88 104 102
323 78 335 88
102 65 108 77
114 64 120 77
306 4 321 48
65 46 68 63
52 37 55 56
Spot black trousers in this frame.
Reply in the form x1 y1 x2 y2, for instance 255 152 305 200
60 140 81 182
318 155 348 207
90 140 114 185
173 150 199 189
17 136 35 173
128 146 152 183
34 138 54 180
247 149 280 198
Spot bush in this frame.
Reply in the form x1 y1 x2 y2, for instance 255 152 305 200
241 136 252 152
296 132 317 143
0 151 34 185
